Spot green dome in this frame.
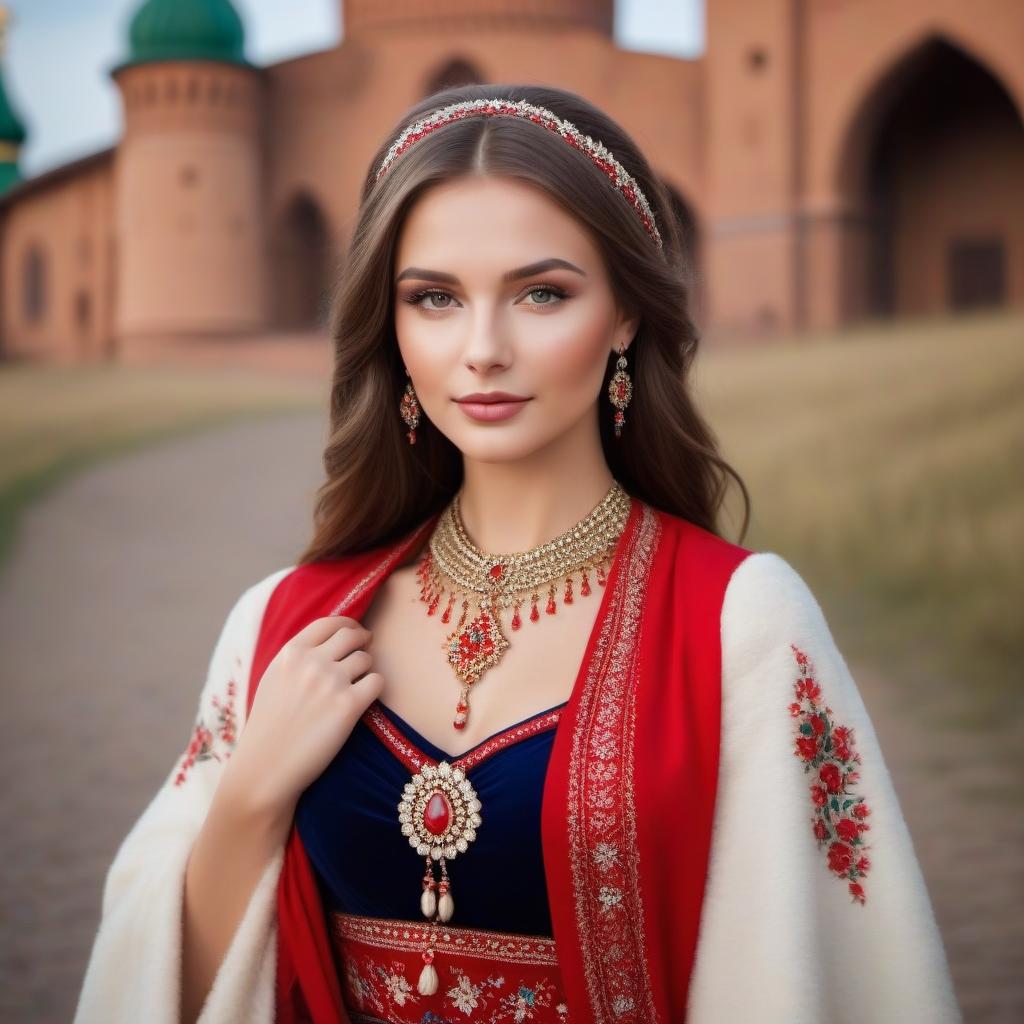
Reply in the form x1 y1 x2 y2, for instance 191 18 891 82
0 162 21 194
0 71 26 145
120 0 249 69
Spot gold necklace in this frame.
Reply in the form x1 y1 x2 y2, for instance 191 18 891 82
415 479 632 731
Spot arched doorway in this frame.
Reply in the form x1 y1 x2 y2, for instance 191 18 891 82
834 35 1024 321
271 193 334 330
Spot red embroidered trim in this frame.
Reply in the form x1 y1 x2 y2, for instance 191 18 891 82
456 709 563 771
565 502 660 1022
173 657 241 786
788 643 872 904
330 911 569 1022
328 517 438 617
362 704 563 773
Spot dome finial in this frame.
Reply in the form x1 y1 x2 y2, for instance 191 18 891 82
115 0 250 72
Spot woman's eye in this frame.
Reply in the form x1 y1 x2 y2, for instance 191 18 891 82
407 289 455 311
524 286 566 305
402 284 567 313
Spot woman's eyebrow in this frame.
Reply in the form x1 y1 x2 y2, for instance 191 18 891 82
395 257 587 285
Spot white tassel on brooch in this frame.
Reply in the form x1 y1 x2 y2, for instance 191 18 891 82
436 878 454 922
416 858 456 994
417 948 439 995
398 759 482 998
420 868 437 918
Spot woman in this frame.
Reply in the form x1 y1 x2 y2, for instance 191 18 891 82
74 84 961 1024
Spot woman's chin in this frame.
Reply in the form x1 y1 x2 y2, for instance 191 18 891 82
447 426 549 464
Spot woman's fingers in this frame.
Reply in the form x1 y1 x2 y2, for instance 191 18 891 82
290 614 363 649
318 622 372 662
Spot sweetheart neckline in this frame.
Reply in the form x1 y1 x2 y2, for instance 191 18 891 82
368 698 570 762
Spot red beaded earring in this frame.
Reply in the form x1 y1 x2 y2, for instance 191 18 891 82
400 368 421 445
607 342 633 438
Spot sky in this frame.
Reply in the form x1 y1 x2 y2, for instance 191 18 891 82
4 0 704 178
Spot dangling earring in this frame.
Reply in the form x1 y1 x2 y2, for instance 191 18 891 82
607 341 633 438
400 367 421 445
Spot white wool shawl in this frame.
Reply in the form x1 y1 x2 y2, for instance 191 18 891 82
73 553 962 1023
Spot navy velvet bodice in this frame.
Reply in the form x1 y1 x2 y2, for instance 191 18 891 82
294 699 567 938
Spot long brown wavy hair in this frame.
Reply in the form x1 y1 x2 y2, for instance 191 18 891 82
296 83 750 564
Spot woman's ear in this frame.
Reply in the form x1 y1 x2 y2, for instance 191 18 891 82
612 309 641 355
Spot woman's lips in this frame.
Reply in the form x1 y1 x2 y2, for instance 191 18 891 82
455 398 532 422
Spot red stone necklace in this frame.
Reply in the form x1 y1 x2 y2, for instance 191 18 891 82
415 480 632 733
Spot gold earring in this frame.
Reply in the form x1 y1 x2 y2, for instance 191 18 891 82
400 368 421 445
607 342 632 438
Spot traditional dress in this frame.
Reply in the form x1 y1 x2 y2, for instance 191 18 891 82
299 698 570 1021
74 496 963 1023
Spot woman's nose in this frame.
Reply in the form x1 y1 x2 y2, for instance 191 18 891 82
461 306 512 372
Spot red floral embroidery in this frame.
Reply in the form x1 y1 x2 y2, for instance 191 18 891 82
331 912 570 1022
173 658 241 786
788 643 872 904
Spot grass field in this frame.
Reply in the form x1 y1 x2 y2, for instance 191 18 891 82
0 362 323 566
2 308 1020 728
695 307 1024 729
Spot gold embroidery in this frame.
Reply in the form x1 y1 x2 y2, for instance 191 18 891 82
566 502 661 1022
331 912 559 966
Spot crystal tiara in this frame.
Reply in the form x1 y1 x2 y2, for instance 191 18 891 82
374 97 663 251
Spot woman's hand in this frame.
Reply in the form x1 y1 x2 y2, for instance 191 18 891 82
222 615 382 818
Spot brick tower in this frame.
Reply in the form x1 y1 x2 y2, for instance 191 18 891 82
110 0 267 347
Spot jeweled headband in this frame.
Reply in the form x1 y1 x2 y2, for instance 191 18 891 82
374 97 664 251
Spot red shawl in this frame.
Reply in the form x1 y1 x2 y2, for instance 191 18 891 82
246 497 752 1023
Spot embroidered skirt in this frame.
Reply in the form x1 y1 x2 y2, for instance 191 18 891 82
330 911 571 1022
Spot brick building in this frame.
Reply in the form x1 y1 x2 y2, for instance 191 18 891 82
0 0 1021 364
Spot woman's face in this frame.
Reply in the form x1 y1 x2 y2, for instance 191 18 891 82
393 174 639 463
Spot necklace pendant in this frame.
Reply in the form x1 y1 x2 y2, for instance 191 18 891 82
454 684 470 730
445 599 510 688
422 481 631 734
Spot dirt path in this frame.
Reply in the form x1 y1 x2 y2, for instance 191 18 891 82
0 408 1014 1021
0 409 324 1023
855 663 1023 1023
